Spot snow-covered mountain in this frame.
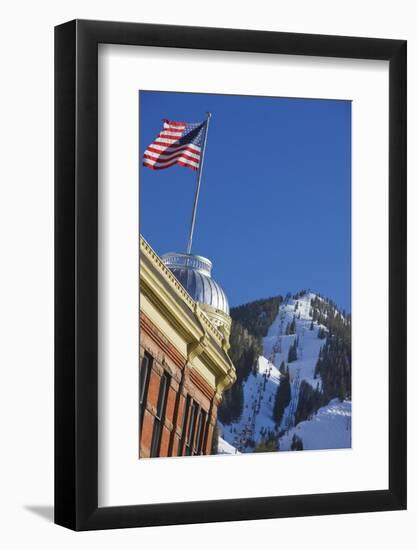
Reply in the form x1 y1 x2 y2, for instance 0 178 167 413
218 291 351 454
279 398 351 451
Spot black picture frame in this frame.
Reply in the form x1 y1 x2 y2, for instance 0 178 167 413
55 19 407 531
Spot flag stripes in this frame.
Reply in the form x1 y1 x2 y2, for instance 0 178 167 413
143 119 206 171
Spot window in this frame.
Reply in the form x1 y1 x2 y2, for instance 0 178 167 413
196 410 207 455
193 409 203 456
139 353 152 432
178 395 191 456
185 402 199 456
150 372 170 458
178 399 208 456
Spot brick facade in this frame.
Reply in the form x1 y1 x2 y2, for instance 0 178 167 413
139 312 219 458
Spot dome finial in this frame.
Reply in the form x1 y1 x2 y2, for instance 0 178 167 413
161 251 229 317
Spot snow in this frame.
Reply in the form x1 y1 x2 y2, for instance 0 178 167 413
219 292 351 453
217 436 240 455
279 399 352 451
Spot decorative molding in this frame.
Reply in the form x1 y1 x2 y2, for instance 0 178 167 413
187 333 209 363
140 313 186 371
189 367 216 402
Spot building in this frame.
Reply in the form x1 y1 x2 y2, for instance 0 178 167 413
139 236 236 458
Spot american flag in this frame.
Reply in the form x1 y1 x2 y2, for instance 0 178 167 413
143 119 207 171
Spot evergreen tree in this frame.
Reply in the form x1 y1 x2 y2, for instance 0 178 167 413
314 323 351 402
338 378 346 402
318 326 326 339
294 380 324 425
230 296 282 338
211 424 219 455
291 434 303 451
273 369 291 425
286 317 297 335
255 437 279 453
288 340 298 363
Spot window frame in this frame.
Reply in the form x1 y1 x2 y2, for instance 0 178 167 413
150 371 170 458
139 352 152 432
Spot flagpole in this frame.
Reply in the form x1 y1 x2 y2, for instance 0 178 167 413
186 112 212 254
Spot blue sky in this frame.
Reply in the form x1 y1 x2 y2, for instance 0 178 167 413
139 91 351 313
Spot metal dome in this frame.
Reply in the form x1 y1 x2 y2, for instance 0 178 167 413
161 252 230 315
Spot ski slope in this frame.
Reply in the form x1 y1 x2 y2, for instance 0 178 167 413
219 292 351 453
279 398 352 451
